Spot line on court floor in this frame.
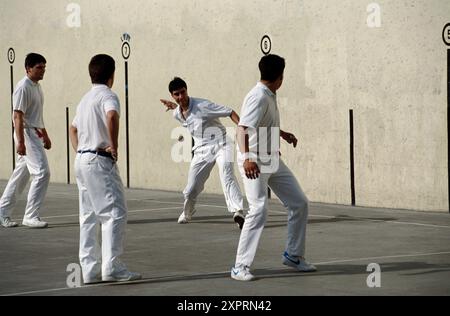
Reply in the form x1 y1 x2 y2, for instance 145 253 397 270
3 251 450 296
13 207 183 221
268 210 450 230
313 251 450 265
138 199 226 209
12 201 450 230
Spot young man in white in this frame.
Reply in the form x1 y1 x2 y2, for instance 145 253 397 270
231 54 316 281
0 53 51 229
70 54 141 284
160 77 245 229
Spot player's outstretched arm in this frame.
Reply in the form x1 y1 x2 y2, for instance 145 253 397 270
160 99 178 112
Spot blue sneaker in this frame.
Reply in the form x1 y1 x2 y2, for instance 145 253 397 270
282 252 317 272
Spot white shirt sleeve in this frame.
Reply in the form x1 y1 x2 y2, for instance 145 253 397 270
239 94 267 128
103 93 120 116
72 114 78 128
72 103 80 128
202 101 233 119
13 86 28 113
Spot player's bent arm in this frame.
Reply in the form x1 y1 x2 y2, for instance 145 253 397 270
106 110 120 160
237 125 260 179
13 110 25 145
41 128 52 150
13 110 26 155
280 129 298 148
230 110 240 125
237 125 249 155
69 126 78 152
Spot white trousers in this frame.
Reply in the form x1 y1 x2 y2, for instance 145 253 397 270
235 156 309 268
0 128 50 220
75 153 128 281
183 142 244 215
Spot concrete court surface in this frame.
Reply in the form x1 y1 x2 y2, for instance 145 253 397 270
0 180 449 296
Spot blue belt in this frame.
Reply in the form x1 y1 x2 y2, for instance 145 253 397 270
77 150 113 159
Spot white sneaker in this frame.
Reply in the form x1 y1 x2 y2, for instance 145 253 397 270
0 217 18 228
22 217 48 228
177 209 196 224
231 265 255 281
103 270 142 282
282 252 317 272
233 210 245 230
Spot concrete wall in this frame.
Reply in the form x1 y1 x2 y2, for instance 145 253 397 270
0 0 448 211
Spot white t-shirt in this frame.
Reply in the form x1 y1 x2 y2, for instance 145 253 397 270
13 76 45 128
173 97 232 152
239 82 280 158
72 84 120 151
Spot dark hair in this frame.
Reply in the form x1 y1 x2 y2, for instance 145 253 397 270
258 54 285 82
89 54 115 84
25 53 46 69
168 77 187 93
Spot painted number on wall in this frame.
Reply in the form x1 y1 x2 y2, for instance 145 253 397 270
7 48 15 64
122 42 131 60
66 3 81 28
443 23 450 46
261 35 272 55
367 3 381 28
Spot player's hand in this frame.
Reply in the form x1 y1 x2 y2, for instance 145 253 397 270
16 142 26 156
160 99 178 111
105 146 118 162
243 160 260 179
43 136 52 150
281 131 298 148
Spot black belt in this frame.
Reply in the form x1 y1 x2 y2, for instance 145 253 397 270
77 150 113 159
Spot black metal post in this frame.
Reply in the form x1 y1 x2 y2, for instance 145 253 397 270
125 61 130 188
10 65 15 170
350 109 356 206
447 49 450 212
